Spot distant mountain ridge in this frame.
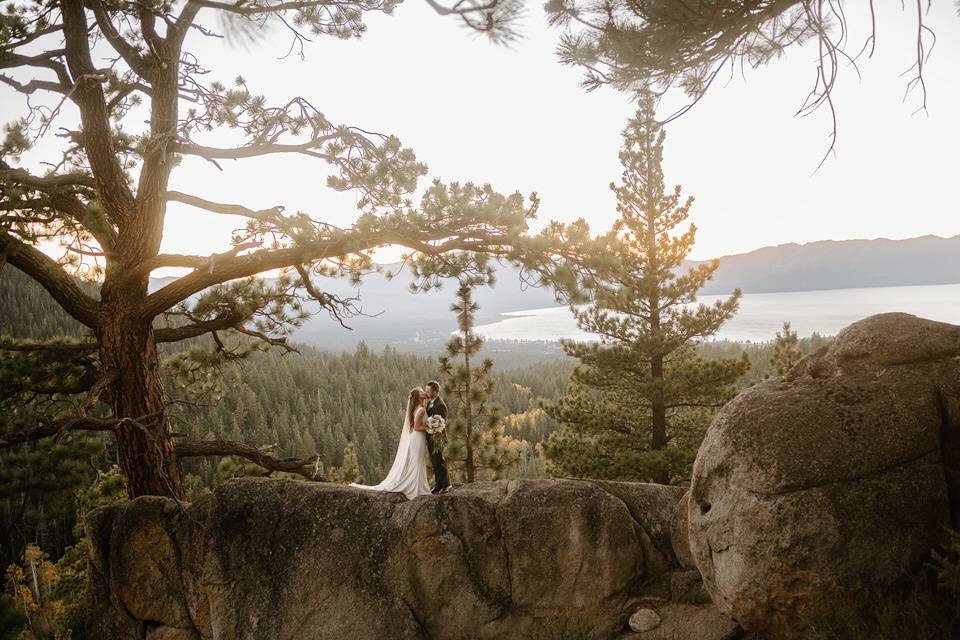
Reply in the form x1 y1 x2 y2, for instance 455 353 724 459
148 234 960 300
694 234 960 295
145 234 960 348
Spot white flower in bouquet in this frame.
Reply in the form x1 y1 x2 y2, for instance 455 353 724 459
425 415 447 455
426 415 446 434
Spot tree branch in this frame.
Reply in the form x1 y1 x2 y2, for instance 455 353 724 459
294 262 361 330
0 73 68 96
164 190 284 222
174 439 328 481
0 415 119 448
77 368 119 415
0 161 96 190
173 139 337 160
140 246 328 319
0 49 72 90
1 24 63 52
106 80 154 112
0 341 98 353
423 0 523 43
138 224 508 320
232 324 298 353
140 241 262 273
60 0 136 224
3 368 100 399
0 233 100 328
88 0 154 79
188 1 372 16
142 253 207 270
130 1 200 268
0 159 116 250
191 0 520 43
154 311 245 343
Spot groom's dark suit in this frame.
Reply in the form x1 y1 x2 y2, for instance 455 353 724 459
426 395 451 492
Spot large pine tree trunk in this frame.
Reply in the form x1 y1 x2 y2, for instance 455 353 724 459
649 285 670 484
644 167 669 482
98 286 183 499
650 354 667 451
650 353 669 483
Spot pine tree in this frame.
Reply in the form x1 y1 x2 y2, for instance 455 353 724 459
544 94 749 484
301 429 318 457
439 280 520 482
328 444 363 485
768 321 802 377
0 435 105 569
0 594 26 639
50 466 128 633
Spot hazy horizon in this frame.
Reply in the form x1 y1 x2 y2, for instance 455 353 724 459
132 230 959 280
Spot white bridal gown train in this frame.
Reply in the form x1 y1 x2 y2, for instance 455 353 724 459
350 404 431 500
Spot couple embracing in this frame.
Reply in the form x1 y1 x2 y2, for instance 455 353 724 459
350 381 452 499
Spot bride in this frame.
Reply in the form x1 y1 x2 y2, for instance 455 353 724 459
350 387 432 499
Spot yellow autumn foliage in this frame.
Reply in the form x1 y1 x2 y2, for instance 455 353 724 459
4 544 69 639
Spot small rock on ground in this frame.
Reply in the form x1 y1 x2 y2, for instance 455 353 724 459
628 608 661 632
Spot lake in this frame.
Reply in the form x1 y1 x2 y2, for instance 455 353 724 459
473 283 960 343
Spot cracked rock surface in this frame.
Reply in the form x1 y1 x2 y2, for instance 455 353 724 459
81 477 705 640
688 313 960 639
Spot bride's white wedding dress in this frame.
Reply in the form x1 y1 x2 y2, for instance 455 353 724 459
350 401 431 500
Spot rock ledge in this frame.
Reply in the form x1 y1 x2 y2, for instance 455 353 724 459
82 477 725 640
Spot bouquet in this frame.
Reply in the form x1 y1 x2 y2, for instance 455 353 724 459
425 415 447 454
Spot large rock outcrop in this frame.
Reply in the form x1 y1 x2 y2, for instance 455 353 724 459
81 477 729 640
688 313 960 638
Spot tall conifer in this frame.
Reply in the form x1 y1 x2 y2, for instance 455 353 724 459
769 321 802 377
545 94 749 484
440 280 519 482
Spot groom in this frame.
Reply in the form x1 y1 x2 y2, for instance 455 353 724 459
424 380 452 494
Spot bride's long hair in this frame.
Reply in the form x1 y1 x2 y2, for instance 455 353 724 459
407 387 423 429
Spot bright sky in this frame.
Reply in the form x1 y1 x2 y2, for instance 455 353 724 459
4 2 960 272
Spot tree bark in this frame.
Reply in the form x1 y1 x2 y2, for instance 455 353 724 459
97 289 183 500
175 440 325 481
644 129 669 483
648 277 669 485
464 326 475 483
650 355 667 449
